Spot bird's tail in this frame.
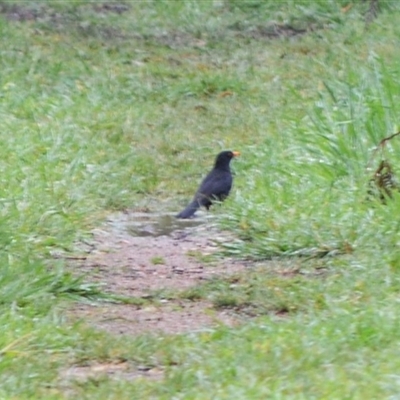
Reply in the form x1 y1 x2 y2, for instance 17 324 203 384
176 200 200 219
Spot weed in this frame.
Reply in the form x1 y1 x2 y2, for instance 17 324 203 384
150 256 165 265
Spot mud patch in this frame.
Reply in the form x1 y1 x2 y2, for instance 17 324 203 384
109 211 204 237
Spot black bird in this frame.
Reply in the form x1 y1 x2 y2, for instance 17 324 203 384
176 150 240 219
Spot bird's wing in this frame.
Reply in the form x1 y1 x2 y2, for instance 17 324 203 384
197 170 232 199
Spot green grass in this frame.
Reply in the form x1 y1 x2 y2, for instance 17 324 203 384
150 256 166 265
2 0 400 398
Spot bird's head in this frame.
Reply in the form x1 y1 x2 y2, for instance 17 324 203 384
214 150 240 169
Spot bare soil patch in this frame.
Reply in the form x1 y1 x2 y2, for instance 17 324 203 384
92 3 130 15
62 360 163 383
229 21 317 40
0 2 130 21
76 220 245 298
71 300 239 337
68 212 248 336
0 3 43 21
0 2 326 45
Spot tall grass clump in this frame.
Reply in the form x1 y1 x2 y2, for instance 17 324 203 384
223 56 400 259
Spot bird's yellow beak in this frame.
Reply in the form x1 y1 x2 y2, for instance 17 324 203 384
232 151 240 157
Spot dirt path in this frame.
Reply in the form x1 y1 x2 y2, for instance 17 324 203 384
68 211 249 336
